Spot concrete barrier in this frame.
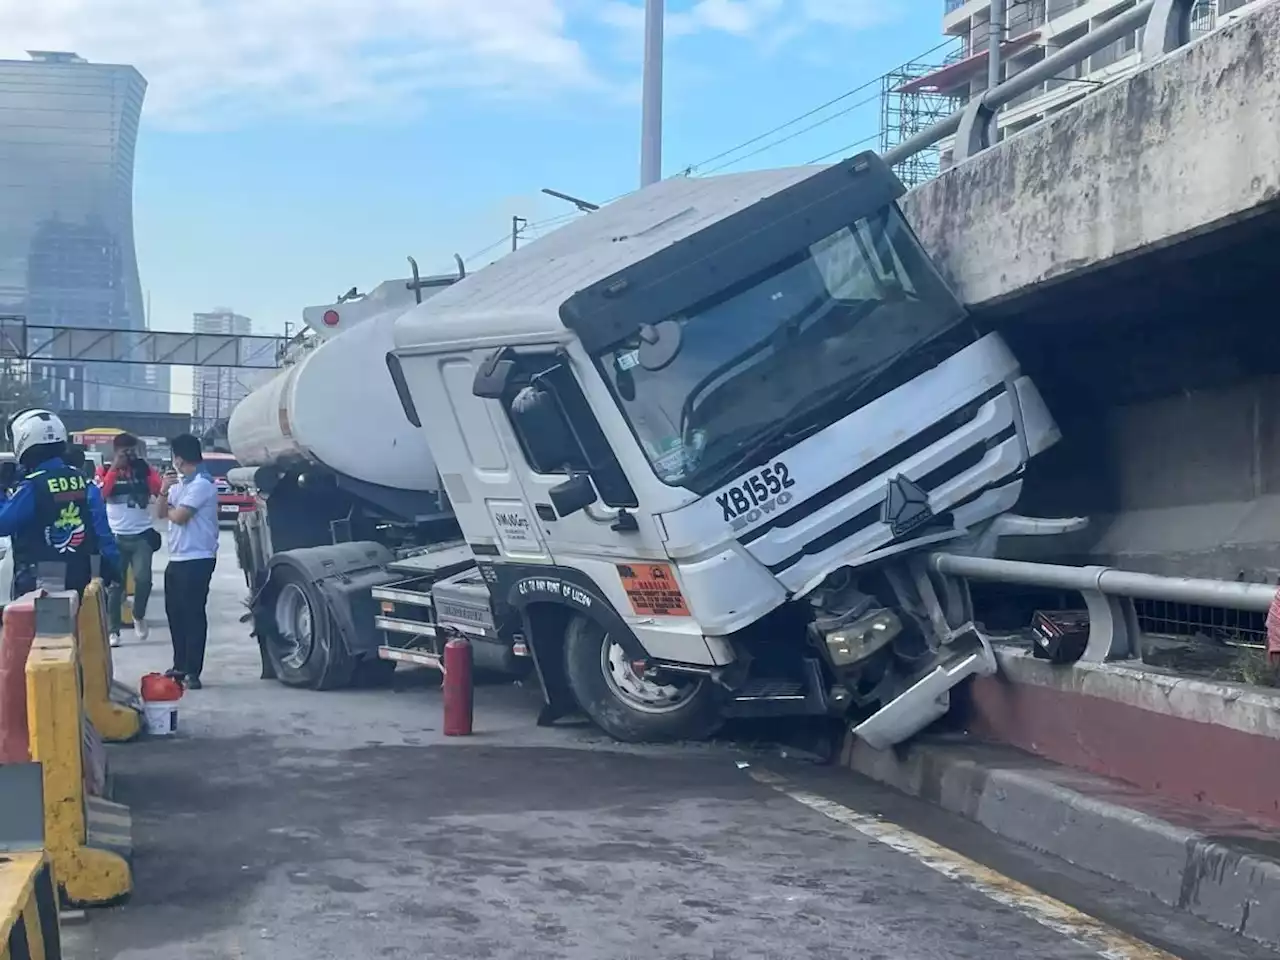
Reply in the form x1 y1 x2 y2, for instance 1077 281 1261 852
76 581 140 743
0 852 63 960
0 763 63 959
846 734 1280 949
963 643 1280 826
25 610 133 906
0 598 39 764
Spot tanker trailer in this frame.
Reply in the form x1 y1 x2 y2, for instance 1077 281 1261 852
228 266 499 689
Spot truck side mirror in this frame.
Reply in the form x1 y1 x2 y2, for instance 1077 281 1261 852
549 473 597 517
472 348 516 399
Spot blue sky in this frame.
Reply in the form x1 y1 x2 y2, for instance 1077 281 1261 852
5 1 945 347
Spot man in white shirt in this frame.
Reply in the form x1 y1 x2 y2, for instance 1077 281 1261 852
154 434 219 689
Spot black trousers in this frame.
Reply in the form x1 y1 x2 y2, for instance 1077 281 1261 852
165 558 216 679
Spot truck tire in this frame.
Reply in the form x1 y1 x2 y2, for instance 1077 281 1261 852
261 568 355 690
563 614 722 743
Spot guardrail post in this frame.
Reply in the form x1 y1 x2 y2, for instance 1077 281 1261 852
1143 0 1197 61
953 89 997 163
1079 587 1140 663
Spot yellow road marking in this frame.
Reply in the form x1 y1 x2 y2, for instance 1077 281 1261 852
747 768 1180 960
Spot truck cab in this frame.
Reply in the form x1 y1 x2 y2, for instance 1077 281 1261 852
388 153 1063 743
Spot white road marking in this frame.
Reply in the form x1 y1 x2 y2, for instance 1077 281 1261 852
747 768 1181 960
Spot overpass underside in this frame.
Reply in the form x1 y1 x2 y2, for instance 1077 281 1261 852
898 2 1280 583
992 199 1280 582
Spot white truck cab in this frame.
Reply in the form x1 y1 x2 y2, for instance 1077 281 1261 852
385 153 1064 743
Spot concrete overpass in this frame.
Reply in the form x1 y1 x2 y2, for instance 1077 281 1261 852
900 2 1280 582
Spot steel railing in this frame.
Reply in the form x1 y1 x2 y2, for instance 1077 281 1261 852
887 0 1218 168
930 553 1276 664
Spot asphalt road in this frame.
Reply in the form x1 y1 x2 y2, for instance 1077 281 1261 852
70 534 1279 960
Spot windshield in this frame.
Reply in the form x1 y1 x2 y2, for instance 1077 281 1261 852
595 206 969 494
203 457 238 479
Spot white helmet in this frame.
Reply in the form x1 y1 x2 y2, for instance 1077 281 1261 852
6 408 68 462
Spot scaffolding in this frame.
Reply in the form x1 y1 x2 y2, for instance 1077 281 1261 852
879 47 964 189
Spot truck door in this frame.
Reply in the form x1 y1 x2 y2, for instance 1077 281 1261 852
472 348 673 559
422 353 555 566
454 345 721 668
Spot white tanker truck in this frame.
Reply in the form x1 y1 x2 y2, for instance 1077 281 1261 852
230 153 1079 745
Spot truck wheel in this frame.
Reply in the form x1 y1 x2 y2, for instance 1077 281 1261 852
263 573 354 690
563 614 722 743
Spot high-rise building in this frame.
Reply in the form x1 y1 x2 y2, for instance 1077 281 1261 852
915 0 1266 169
0 51 164 412
192 310 268 429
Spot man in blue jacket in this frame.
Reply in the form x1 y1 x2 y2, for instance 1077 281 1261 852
0 409 119 598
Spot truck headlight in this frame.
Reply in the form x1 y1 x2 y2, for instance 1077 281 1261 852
824 610 903 667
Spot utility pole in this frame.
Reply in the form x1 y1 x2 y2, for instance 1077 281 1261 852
511 216 528 252
987 0 1006 145
640 0 664 187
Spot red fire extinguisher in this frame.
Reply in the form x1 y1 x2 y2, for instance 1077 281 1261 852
442 635 474 736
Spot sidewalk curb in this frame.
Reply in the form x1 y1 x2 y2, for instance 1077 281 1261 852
845 736 1280 948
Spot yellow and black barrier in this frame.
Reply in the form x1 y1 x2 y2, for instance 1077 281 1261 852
0 762 63 960
0 852 62 960
76 581 140 743
25 603 133 906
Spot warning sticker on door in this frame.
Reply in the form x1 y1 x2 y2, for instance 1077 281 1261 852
616 563 690 617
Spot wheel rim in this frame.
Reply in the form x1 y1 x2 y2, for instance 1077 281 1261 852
600 639 702 714
273 583 314 671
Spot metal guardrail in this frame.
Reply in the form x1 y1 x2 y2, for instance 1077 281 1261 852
929 553 1277 665
888 0 1211 168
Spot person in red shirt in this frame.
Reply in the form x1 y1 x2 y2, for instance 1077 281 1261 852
100 434 164 645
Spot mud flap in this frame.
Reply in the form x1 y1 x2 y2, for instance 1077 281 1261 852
852 623 997 751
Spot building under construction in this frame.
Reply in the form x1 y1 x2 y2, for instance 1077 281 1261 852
878 43 965 189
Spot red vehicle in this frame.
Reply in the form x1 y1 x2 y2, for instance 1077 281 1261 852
204 452 255 522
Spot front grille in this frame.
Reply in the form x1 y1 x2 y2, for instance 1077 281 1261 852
740 384 1005 547
763 423 1016 574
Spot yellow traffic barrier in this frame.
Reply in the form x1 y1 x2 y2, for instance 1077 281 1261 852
0 852 62 960
75 581 140 743
0 762 62 959
25 624 133 906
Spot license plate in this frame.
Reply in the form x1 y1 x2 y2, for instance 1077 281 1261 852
219 505 239 515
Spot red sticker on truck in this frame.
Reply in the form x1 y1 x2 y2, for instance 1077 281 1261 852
616 563 690 617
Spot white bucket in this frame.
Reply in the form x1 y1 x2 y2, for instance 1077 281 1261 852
143 701 179 736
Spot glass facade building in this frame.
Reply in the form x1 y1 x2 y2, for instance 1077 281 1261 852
0 51 167 412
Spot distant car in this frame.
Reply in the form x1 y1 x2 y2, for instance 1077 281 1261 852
204 452 255 524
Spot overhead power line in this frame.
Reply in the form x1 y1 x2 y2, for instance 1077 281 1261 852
678 36 961 177
696 89 883 176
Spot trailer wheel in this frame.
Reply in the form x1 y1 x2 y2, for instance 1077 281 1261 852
563 615 721 743
262 571 354 690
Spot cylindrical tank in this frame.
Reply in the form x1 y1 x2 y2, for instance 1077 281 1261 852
228 308 440 493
